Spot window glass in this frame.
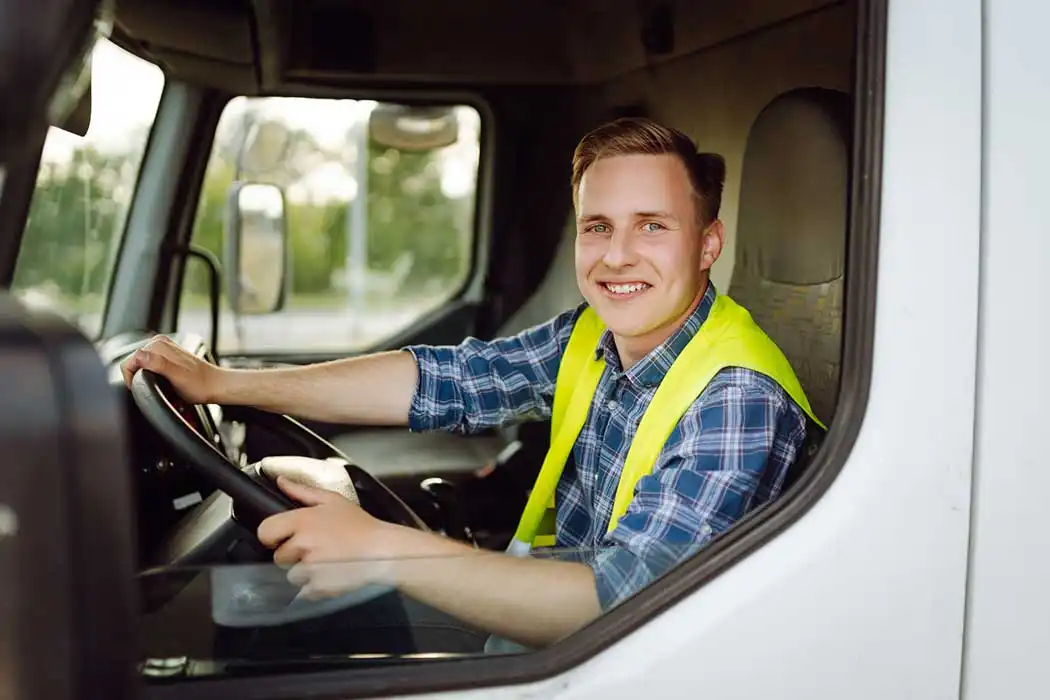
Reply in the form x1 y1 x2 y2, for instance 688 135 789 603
10 40 165 337
137 544 662 676
178 97 481 355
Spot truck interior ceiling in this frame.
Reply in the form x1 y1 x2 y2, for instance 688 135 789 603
0 0 883 697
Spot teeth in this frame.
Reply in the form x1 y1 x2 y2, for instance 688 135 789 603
605 282 648 295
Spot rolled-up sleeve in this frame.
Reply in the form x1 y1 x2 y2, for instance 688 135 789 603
591 374 804 610
403 304 585 434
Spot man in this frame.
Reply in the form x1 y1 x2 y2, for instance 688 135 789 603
122 117 820 653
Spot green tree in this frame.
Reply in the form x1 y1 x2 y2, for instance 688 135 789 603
188 122 472 301
364 142 470 285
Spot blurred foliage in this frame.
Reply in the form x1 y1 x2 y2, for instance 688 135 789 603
13 145 136 304
186 122 474 299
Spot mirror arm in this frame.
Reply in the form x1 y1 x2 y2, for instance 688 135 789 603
167 243 222 359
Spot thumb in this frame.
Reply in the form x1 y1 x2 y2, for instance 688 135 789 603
276 476 335 507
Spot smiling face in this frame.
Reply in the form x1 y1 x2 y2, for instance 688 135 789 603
574 152 724 366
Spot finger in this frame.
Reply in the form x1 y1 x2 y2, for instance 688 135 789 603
130 345 167 373
286 561 313 588
272 537 306 569
298 581 339 601
257 510 299 549
294 563 360 600
295 576 335 601
297 582 323 600
276 476 337 507
143 338 195 370
120 354 138 387
121 344 157 386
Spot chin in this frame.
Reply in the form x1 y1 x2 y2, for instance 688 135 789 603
588 298 662 338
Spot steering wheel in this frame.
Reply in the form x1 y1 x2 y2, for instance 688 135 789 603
130 369 295 525
129 367 428 626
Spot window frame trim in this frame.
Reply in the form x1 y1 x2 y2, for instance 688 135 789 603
0 137 46 287
168 88 495 359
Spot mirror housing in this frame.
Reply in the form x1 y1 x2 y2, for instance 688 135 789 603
369 103 460 151
223 182 288 316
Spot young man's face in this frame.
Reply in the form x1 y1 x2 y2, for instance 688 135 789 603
574 153 723 358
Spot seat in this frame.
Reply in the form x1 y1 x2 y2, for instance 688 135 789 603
1 295 139 698
497 216 583 336
727 87 852 427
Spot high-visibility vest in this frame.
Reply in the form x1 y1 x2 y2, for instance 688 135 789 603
506 294 825 556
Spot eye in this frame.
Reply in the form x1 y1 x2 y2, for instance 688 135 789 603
586 223 610 234
642 221 666 232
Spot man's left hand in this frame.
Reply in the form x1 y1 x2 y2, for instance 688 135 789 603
257 474 602 648
257 477 394 599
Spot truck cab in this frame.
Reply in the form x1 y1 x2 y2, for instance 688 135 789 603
1 0 1047 698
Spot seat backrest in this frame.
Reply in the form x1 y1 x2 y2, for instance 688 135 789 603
0 295 138 699
498 216 582 336
727 87 852 425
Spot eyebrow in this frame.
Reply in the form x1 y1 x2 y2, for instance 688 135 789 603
577 211 679 223
634 210 678 221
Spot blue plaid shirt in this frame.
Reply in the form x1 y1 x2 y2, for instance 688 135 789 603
405 283 807 610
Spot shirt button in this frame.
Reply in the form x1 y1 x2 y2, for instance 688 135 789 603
607 399 618 410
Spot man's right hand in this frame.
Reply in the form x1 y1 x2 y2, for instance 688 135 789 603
120 335 223 405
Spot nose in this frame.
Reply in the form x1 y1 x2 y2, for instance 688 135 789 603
601 228 637 269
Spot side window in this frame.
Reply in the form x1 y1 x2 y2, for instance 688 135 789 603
10 40 164 338
178 97 481 355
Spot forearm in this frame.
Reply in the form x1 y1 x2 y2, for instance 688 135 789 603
213 350 419 425
379 526 601 648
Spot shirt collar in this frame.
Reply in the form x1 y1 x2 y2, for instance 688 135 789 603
594 282 717 387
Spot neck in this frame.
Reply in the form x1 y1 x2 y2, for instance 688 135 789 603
613 281 707 370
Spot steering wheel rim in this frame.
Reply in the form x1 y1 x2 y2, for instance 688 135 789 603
130 365 433 628
129 368 297 525
129 366 429 533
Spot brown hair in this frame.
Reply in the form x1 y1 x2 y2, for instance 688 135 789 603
571 117 726 226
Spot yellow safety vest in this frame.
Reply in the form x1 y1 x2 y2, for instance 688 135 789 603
506 294 825 556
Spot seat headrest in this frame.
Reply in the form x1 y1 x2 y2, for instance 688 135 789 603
735 87 852 286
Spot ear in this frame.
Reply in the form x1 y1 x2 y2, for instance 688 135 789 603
699 219 725 271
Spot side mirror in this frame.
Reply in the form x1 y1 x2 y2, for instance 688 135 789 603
368 103 460 151
223 182 288 315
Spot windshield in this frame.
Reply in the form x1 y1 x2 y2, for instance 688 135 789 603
9 39 165 337
178 97 481 355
